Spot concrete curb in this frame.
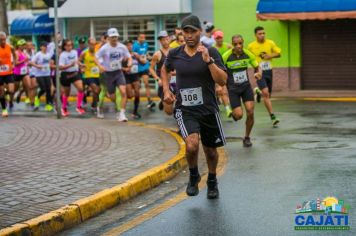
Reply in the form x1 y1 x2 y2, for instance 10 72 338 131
0 123 186 236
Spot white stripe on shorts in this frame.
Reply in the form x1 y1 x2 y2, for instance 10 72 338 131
215 112 226 145
175 109 188 138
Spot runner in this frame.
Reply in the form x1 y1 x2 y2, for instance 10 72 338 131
223 34 261 147
59 39 85 117
0 31 17 117
169 27 183 49
79 38 101 112
162 15 228 199
248 26 281 127
133 32 155 109
95 28 132 122
24 41 37 107
123 40 141 119
213 30 232 118
13 39 31 109
149 30 170 111
31 42 54 111
200 21 215 47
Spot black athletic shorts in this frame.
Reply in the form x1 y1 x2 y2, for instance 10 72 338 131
0 74 14 85
138 70 149 77
228 83 254 109
174 109 226 148
257 69 273 94
14 74 27 82
103 70 126 94
84 78 100 86
60 72 81 87
125 74 140 84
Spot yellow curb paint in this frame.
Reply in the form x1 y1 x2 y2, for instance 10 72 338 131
102 147 228 236
21 96 161 103
302 97 356 102
0 123 186 236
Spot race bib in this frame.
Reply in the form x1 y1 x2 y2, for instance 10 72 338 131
91 66 100 74
260 61 272 71
42 65 50 71
180 87 203 106
233 71 248 84
20 67 28 75
0 65 10 73
130 65 138 74
170 76 176 84
110 60 122 70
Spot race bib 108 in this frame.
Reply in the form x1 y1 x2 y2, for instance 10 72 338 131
260 61 272 71
180 87 203 106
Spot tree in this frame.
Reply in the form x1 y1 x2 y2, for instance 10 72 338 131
0 0 8 34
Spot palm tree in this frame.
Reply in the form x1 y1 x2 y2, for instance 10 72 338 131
0 0 9 34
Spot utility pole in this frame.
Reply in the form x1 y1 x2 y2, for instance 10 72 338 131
54 0 61 119
0 0 9 34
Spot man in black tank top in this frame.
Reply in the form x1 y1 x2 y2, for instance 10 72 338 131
161 15 228 199
149 31 170 112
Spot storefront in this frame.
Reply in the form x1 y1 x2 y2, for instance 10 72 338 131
214 0 356 91
49 0 193 52
10 13 54 48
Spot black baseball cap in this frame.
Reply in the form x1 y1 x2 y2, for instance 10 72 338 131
78 37 86 44
181 15 202 31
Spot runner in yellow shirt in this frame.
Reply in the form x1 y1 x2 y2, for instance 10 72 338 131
79 38 101 112
248 26 281 127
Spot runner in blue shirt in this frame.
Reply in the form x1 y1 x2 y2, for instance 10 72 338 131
133 33 156 109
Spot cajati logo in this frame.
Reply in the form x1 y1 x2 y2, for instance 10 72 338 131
294 196 350 230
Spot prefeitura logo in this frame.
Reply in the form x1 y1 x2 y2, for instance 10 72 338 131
294 196 350 230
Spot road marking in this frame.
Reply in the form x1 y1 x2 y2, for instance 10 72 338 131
102 148 229 236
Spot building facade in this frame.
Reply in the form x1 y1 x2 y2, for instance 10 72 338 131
214 0 356 91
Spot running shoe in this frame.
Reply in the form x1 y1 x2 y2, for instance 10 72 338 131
271 114 280 127
226 106 233 118
34 96 40 107
243 137 253 147
97 107 104 119
131 113 142 120
2 109 9 118
16 94 21 103
147 100 156 109
254 87 262 103
25 98 30 104
118 112 128 122
186 174 201 196
44 104 54 112
76 107 86 115
61 108 69 117
9 102 14 112
207 179 219 199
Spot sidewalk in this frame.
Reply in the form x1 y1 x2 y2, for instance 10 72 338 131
273 90 356 98
0 117 179 229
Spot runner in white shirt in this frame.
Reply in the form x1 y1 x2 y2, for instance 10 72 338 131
95 28 132 122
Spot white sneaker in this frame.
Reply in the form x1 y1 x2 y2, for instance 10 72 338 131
97 107 104 119
118 112 128 122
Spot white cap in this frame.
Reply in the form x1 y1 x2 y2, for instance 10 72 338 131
107 28 119 37
157 30 169 39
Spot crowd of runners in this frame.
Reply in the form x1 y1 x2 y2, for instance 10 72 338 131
0 17 281 141
1 14 283 199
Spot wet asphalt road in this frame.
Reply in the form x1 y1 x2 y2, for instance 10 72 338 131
61 100 356 236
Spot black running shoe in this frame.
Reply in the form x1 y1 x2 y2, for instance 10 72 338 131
131 113 142 120
186 174 201 196
147 101 156 109
16 95 21 103
207 179 219 199
243 137 253 147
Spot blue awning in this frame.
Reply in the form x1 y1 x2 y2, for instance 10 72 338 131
257 0 356 20
10 13 54 36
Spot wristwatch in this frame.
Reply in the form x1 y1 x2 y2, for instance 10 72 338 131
206 57 215 65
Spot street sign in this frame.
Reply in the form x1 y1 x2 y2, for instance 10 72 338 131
44 0 67 7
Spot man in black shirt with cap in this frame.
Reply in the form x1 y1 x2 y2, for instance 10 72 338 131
161 15 228 199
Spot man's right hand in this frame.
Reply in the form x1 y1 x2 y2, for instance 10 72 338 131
163 90 176 105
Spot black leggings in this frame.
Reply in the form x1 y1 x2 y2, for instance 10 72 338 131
36 76 53 104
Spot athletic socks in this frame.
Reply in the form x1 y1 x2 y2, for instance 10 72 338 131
115 89 121 111
189 167 199 177
208 173 217 181
77 91 84 108
61 95 68 109
0 97 6 109
134 96 140 114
